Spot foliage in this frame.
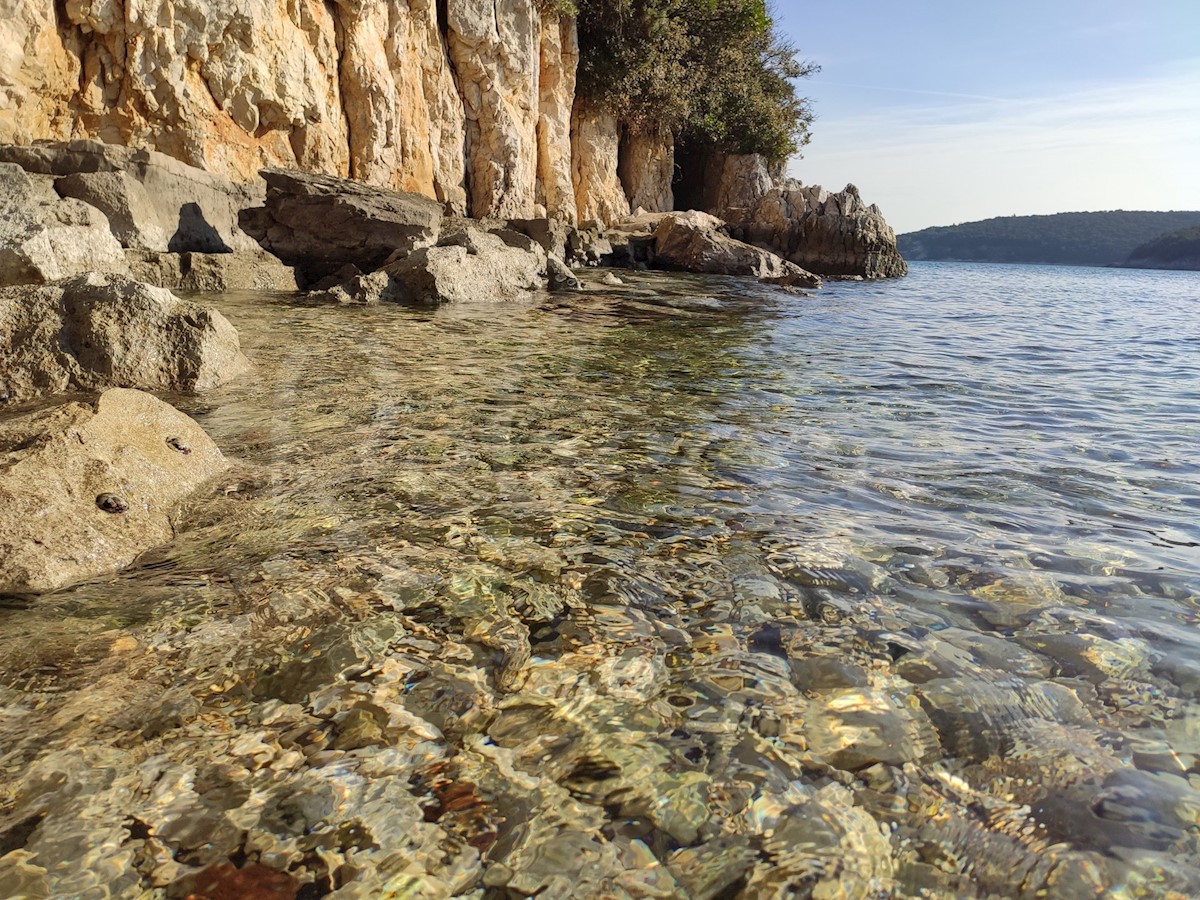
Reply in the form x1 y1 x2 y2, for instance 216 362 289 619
897 211 1200 268
1125 225 1200 268
535 0 579 15
573 0 816 161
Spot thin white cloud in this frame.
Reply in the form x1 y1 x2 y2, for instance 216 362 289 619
792 61 1200 232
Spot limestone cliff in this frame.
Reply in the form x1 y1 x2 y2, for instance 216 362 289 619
0 1 906 276
0 0 666 223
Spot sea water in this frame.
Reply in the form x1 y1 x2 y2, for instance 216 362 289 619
1 262 1198 896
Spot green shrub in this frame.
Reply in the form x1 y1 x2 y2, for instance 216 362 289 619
574 0 815 161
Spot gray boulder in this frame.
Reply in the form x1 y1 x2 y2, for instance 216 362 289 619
546 257 581 292
652 211 822 288
730 183 908 280
55 171 168 251
0 273 249 404
126 249 299 293
239 168 444 285
0 140 263 254
0 388 229 593
506 217 570 262
0 163 128 286
565 221 613 267
307 225 547 306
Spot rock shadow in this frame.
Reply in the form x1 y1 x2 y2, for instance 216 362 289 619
169 202 231 253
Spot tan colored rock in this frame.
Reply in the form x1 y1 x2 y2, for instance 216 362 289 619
0 388 229 593
0 272 249 403
0 1 79 145
536 13 579 222
334 0 468 212
1 1 349 178
733 182 908 280
571 104 630 225
652 211 821 288
0 140 267 254
618 129 674 214
125 249 299 293
447 0 540 219
0 1 587 223
0 162 128 286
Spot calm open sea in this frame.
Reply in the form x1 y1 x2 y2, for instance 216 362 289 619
2 261 1198 897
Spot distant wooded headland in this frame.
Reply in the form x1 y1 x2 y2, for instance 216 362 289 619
898 211 1200 270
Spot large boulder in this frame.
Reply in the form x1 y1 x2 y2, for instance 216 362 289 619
652 211 822 288
731 183 908 280
0 163 128 286
55 171 169 251
126 249 299 293
0 140 264 254
239 168 444 285
309 225 547 306
0 389 229 593
0 273 249 404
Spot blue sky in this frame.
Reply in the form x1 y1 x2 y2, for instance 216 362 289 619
771 1 1200 232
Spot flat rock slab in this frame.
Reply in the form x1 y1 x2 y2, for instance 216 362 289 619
240 168 444 284
0 272 250 404
0 388 229 593
0 140 265 255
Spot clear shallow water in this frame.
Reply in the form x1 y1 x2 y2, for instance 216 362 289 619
1 261 1199 897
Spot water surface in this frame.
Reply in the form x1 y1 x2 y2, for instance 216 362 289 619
1 262 1198 898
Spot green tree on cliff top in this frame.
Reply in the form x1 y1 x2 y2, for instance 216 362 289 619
572 0 816 160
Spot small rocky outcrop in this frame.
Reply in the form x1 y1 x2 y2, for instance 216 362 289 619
652 211 822 288
731 182 908 280
0 273 249 404
0 388 229 593
0 162 128 286
546 257 581 291
240 168 444 285
309 225 548 306
0 140 264 255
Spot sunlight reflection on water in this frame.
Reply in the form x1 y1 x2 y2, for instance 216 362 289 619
1 263 1198 897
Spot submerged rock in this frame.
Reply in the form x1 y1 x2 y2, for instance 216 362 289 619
239 168 444 285
0 388 230 593
652 211 822 288
0 162 127 286
0 272 249 403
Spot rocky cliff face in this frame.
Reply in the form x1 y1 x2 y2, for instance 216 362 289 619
1 1 906 275
0 0 669 223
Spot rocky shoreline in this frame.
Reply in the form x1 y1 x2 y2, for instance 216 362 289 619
0 131 917 895
0 135 904 592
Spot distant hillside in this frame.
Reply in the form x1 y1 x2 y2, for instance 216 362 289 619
898 211 1200 267
1122 225 1200 271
